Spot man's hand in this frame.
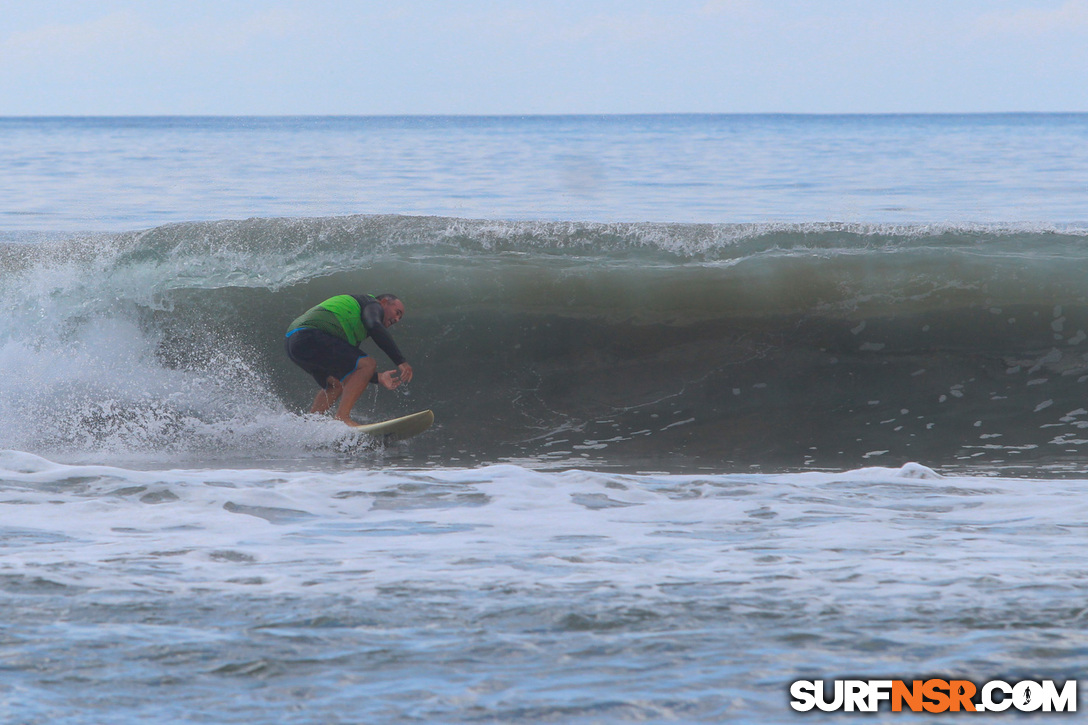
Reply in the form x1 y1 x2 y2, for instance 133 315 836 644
378 362 413 391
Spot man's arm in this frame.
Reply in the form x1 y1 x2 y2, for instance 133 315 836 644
360 301 407 366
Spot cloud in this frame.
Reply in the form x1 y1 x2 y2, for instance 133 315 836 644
548 11 684 45
233 6 309 45
430 3 721 51
975 0 1088 36
0 6 309 66
699 0 757 17
0 11 152 61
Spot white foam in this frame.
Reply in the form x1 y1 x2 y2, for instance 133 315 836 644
2 453 1083 621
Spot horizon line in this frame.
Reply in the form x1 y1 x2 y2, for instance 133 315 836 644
1 111 1087 120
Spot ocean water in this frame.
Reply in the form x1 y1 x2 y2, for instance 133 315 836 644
2 115 1088 722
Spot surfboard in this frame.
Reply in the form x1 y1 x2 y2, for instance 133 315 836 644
350 409 434 442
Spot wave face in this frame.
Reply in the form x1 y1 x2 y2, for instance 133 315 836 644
4 215 1088 471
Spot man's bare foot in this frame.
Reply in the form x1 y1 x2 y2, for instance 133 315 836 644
336 417 362 428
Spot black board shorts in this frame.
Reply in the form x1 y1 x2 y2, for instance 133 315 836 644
285 327 368 388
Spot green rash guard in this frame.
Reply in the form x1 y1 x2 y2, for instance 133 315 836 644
287 294 408 366
288 294 369 346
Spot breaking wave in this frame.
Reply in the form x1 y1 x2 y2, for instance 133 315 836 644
4 214 1088 471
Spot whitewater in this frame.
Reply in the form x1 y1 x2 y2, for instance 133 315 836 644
1 115 1087 722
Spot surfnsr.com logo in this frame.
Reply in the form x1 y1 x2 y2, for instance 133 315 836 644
790 679 1077 713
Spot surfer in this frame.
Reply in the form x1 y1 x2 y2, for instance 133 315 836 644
284 294 414 426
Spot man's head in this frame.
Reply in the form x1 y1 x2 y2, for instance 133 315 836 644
376 294 404 327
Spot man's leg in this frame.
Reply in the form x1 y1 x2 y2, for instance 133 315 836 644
310 376 343 414
335 357 378 425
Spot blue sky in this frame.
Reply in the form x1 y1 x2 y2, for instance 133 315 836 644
1 0 1086 115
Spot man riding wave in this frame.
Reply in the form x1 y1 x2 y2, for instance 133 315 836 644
284 293 413 426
